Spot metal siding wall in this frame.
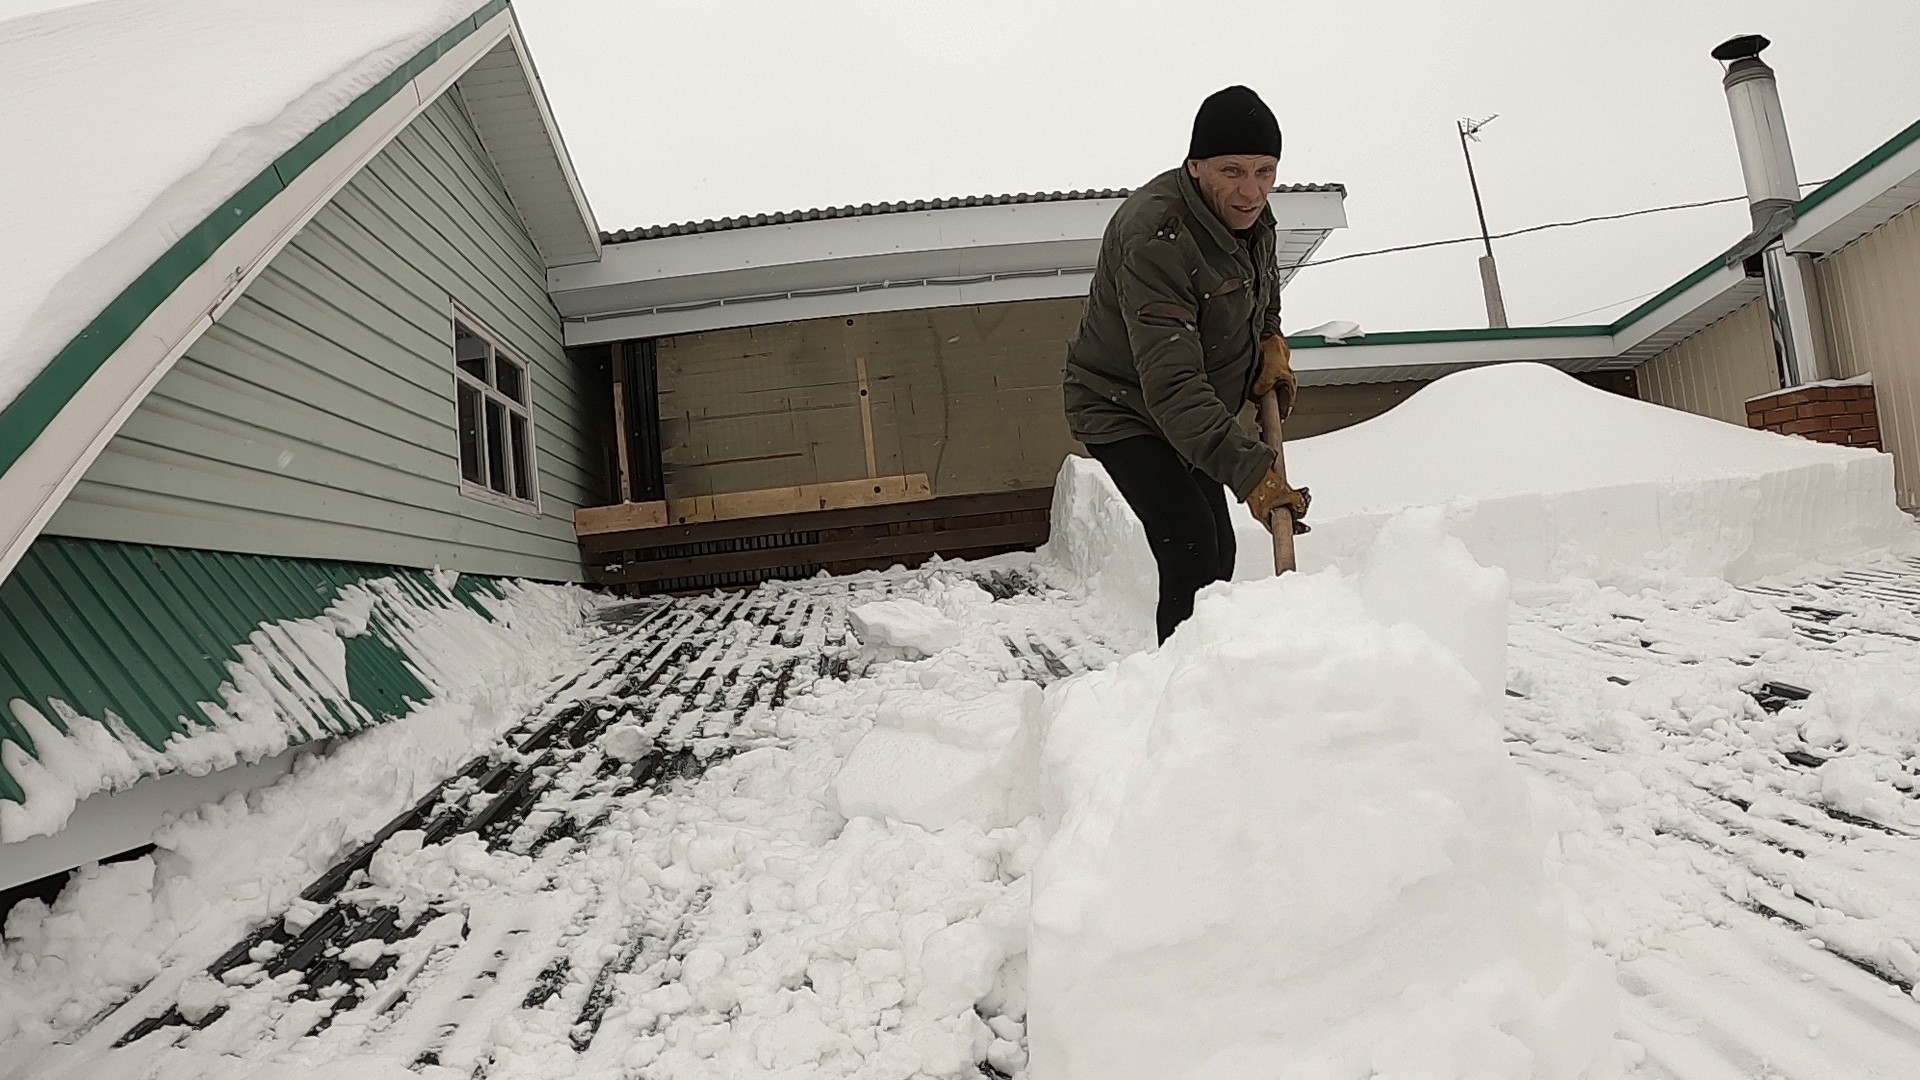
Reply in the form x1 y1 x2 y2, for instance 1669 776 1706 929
1636 298 1777 425
46 92 595 582
1816 200 1920 507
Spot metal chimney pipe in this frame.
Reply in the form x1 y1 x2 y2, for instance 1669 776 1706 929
1713 34 1829 384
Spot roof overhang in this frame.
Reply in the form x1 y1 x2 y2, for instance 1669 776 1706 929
459 24 601 267
552 188 1350 344
1785 116 1920 257
1293 260 1765 387
0 4 596 587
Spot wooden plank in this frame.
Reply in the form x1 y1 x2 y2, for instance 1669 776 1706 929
579 485 1052 555
852 321 878 478
589 520 1049 585
573 501 670 535
577 474 934 537
610 344 634 503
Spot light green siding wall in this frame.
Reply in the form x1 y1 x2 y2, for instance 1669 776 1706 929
47 90 599 582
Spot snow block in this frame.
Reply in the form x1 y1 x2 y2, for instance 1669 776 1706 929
848 599 963 656
1028 523 1619 1080
829 682 1042 831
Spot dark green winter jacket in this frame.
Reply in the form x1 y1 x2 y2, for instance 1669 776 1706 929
1062 167 1282 500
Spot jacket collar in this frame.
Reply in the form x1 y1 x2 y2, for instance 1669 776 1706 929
1175 166 1277 256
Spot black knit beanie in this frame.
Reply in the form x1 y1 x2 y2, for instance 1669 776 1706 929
1187 85 1282 160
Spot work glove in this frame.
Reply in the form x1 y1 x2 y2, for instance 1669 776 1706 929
1252 334 1298 418
1246 470 1311 535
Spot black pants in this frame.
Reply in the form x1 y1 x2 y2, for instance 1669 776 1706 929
1087 436 1236 644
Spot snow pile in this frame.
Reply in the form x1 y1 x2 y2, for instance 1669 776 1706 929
1262 364 1915 585
0 579 594 1049
0 0 488 412
1029 513 1624 1080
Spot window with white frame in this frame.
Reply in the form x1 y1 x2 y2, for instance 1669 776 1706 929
452 315 539 510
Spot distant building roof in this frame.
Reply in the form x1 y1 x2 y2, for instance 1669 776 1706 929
602 184 1348 243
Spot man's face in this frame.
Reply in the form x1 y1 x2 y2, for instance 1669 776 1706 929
1185 155 1279 232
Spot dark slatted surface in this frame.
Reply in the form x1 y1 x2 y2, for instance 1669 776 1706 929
79 567 1098 1072
582 488 1054 595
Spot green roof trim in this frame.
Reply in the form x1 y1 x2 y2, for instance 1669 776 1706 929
1286 323 1611 349
0 537 508 806
1290 112 1920 356
0 0 510 487
1794 114 1920 220
1602 254 1731 335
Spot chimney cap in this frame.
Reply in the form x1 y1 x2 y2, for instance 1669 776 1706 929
1712 34 1771 62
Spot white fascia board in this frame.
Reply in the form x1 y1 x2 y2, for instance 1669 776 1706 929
556 188 1348 293
1270 189 1347 231
504 20 602 262
1786 136 1920 256
0 12 512 587
555 200 1126 293
565 271 1096 345
1290 332 1614 376
1609 263 1751 356
0 743 313 891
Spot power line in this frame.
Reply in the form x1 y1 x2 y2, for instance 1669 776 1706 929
1297 180 1832 270
1541 287 1661 325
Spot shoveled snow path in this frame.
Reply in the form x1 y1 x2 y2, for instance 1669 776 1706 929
23 555 1920 1078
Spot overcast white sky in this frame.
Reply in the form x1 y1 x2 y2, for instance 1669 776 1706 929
514 0 1920 333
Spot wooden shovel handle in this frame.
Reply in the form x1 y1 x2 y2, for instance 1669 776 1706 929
1256 390 1296 575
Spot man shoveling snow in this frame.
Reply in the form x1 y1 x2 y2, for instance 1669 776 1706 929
1063 84 1311 642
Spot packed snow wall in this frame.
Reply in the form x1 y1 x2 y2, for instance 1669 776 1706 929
1029 515 1625 1079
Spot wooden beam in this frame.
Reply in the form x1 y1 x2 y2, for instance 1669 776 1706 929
852 321 878 478
579 485 1054 554
609 344 634 503
574 500 670 535
574 473 934 537
589 520 1048 585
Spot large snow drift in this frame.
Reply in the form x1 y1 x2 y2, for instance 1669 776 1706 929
1030 514 1623 1079
1281 364 1911 584
0 0 486 413
1046 364 1913 627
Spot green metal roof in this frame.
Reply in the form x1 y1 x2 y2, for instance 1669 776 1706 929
0 0 509 490
0 537 506 807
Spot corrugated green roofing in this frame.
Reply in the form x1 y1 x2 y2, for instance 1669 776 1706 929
0 537 505 805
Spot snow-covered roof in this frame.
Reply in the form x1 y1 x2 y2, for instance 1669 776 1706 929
0 0 598 587
600 184 1348 242
1296 114 1920 386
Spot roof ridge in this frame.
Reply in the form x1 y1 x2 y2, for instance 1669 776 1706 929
602 184 1347 243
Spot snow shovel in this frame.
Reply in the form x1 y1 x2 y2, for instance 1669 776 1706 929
1256 390 1297 575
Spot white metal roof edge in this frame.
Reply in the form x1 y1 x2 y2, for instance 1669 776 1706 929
570 270 1098 343
503 20 602 264
1786 131 1920 256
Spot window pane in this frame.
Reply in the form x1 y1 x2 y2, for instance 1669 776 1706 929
494 354 525 404
457 383 483 483
485 399 509 494
455 321 489 382
509 412 532 500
